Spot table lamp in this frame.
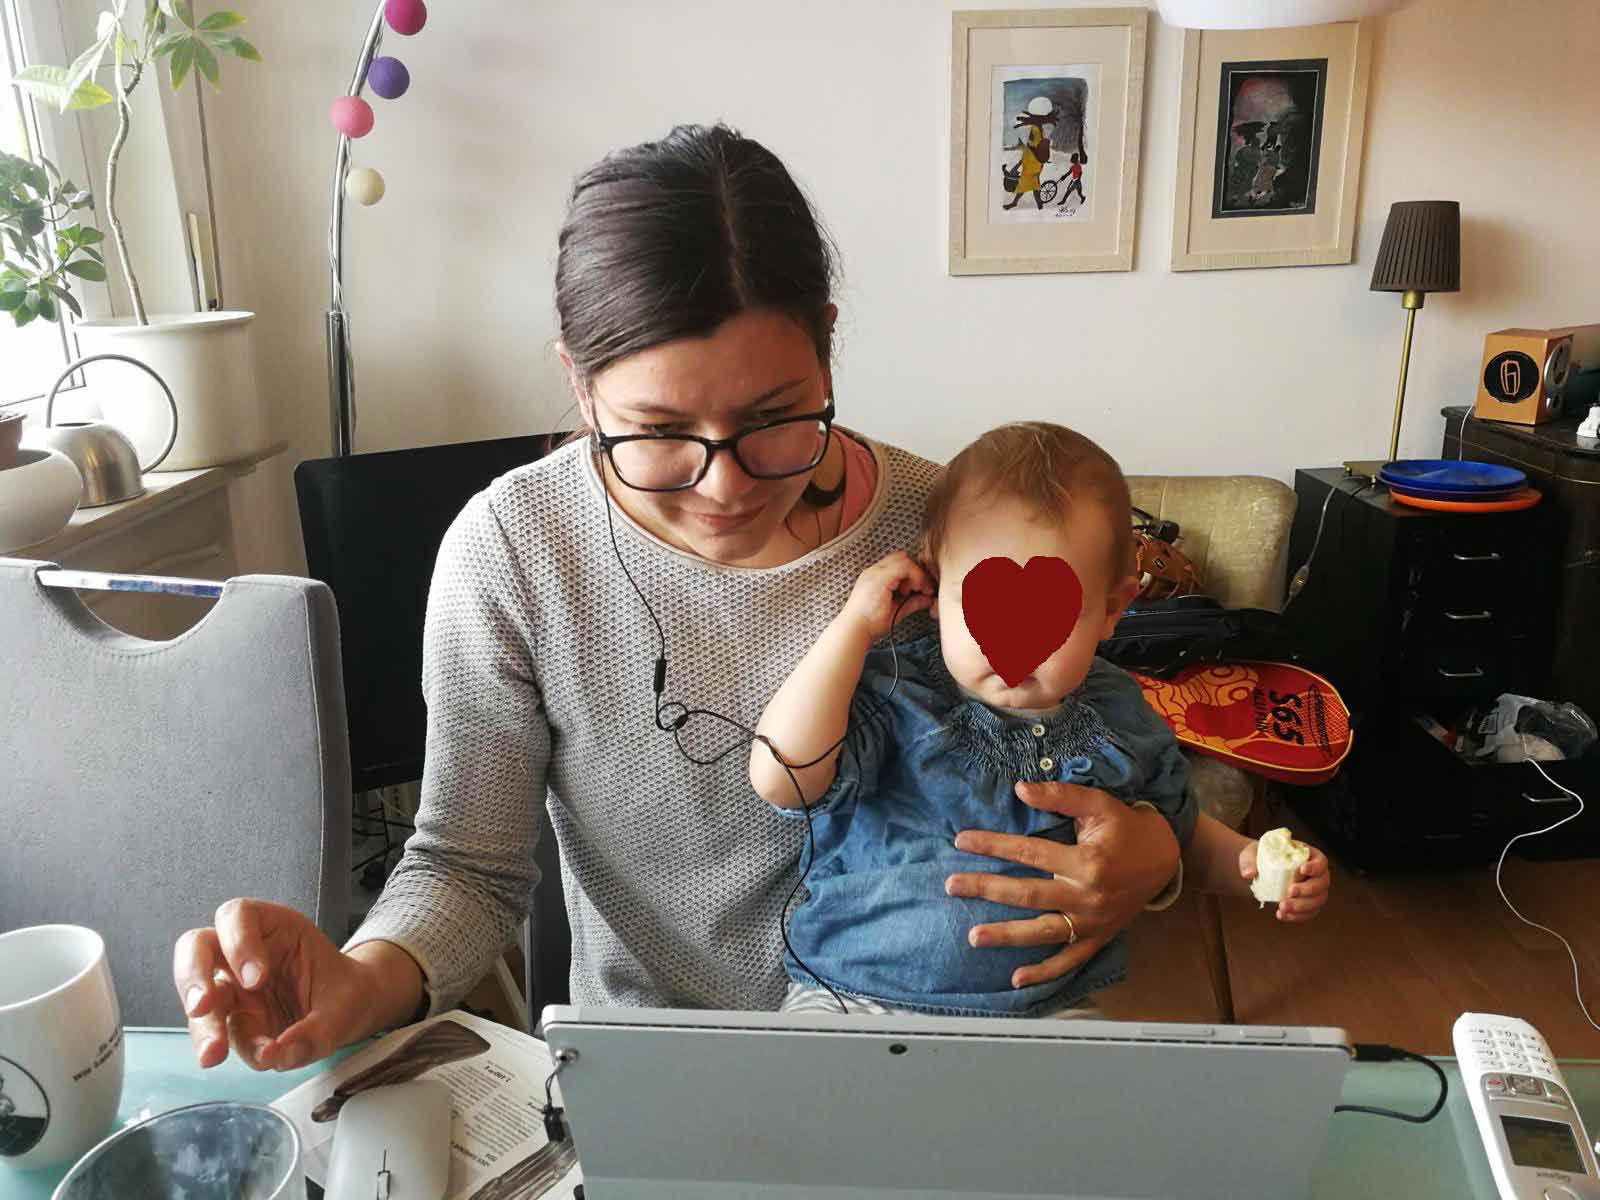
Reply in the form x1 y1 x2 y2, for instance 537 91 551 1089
1345 200 1460 481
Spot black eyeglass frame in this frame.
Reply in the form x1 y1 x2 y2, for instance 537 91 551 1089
591 399 837 493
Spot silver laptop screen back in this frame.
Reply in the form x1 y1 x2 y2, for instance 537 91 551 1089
542 1008 1351 1200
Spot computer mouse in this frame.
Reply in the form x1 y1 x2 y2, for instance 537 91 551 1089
324 1079 453 1200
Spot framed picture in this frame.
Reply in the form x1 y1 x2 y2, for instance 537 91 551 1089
949 8 1148 275
1171 21 1372 271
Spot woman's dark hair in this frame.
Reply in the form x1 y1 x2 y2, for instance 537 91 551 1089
555 123 838 386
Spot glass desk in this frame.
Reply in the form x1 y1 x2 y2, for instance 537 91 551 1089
6 1028 1596 1199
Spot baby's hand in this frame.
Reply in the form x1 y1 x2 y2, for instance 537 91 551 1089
1239 838 1331 922
841 551 936 641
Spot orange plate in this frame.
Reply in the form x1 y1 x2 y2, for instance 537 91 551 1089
1388 485 1541 513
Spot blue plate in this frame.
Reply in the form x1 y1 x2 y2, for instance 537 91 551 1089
1384 479 1522 502
1378 459 1526 494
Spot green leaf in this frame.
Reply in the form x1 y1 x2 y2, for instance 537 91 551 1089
173 0 195 28
16 67 116 111
39 154 61 181
192 38 219 87
78 227 105 246
13 303 37 327
64 35 112 101
198 10 243 30
34 289 56 320
0 272 26 293
0 289 23 312
51 284 83 318
82 247 105 263
11 66 70 112
65 78 116 110
151 30 188 56
216 35 261 63
167 39 194 90
64 259 107 281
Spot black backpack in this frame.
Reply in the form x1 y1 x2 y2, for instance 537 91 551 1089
1097 595 1289 679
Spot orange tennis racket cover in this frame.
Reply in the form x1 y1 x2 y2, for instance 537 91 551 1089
1130 661 1352 785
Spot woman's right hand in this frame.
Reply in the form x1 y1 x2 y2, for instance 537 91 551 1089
173 900 420 1072
841 551 935 642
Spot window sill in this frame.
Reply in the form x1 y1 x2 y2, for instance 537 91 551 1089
19 439 285 561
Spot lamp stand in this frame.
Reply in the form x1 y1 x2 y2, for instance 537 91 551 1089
1344 288 1425 481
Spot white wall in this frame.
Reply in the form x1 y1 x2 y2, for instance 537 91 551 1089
192 0 1600 574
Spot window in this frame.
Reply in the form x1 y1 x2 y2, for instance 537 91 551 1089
1 0 74 410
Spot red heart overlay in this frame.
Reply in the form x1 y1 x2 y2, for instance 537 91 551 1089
961 556 1084 687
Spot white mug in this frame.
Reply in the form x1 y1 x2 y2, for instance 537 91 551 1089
0 925 125 1171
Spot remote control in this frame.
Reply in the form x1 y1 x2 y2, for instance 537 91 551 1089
1453 1012 1599 1199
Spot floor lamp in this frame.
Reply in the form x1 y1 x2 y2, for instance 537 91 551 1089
1345 200 1460 481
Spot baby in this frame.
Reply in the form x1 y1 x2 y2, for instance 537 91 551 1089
750 422 1329 1017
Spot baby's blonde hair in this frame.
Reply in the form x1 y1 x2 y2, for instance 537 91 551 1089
922 422 1135 581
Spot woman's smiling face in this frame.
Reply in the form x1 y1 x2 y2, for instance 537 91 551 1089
576 307 838 568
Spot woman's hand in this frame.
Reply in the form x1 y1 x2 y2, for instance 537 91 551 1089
945 783 1180 989
173 900 423 1072
840 551 935 643
1239 841 1332 922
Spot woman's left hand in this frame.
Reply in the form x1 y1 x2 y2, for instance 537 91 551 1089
945 782 1180 989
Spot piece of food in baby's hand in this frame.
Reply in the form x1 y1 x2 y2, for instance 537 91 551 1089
1251 827 1311 907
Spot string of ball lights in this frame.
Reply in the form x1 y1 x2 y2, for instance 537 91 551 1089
325 0 426 456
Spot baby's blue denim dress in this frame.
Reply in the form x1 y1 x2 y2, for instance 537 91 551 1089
777 633 1196 1017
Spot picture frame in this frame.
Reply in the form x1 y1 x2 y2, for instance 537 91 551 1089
949 8 1148 276
1170 20 1372 271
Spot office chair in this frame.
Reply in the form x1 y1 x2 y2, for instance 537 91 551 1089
295 433 571 1027
0 560 351 1026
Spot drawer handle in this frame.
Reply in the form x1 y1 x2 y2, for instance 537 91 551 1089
1437 666 1486 679
1443 609 1493 621
1523 793 1580 805
1451 551 1503 563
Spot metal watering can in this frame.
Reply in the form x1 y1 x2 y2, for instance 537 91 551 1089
31 352 179 508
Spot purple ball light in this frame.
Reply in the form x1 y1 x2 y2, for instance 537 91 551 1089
367 56 410 100
385 0 427 36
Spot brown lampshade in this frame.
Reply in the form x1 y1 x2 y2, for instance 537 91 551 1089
1370 200 1460 293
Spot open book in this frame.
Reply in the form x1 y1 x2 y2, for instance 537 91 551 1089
272 1010 582 1200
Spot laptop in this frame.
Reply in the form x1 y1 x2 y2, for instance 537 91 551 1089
540 1005 1352 1200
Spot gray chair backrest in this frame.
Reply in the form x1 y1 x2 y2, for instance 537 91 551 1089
0 559 351 1026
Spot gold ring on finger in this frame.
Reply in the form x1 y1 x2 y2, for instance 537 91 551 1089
1058 911 1078 945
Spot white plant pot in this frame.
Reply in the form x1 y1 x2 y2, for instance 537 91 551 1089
0 448 82 553
73 312 273 472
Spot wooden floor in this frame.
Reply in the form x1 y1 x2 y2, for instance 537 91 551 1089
1100 798 1600 1058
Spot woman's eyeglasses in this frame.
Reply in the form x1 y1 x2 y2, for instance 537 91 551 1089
593 400 835 492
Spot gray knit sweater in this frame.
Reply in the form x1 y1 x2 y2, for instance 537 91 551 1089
347 435 941 1013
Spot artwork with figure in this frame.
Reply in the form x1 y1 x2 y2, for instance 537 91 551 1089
1213 58 1327 218
990 65 1098 223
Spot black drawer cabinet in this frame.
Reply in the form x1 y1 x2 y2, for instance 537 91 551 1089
1281 469 1544 712
1278 468 1597 870
1442 404 1600 725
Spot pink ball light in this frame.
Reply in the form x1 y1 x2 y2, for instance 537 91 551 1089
385 0 427 35
330 95 375 138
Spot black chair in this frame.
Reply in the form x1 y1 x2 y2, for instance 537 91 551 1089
295 433 572 1028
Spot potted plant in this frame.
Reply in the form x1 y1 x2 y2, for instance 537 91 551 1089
12 1 269 470
0 149 107 329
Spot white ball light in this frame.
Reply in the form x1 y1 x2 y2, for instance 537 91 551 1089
345 166 386 206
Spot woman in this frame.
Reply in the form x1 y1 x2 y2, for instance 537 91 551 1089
173 125 1182 1072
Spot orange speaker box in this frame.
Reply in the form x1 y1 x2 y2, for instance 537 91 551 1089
1472 328 1574 425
